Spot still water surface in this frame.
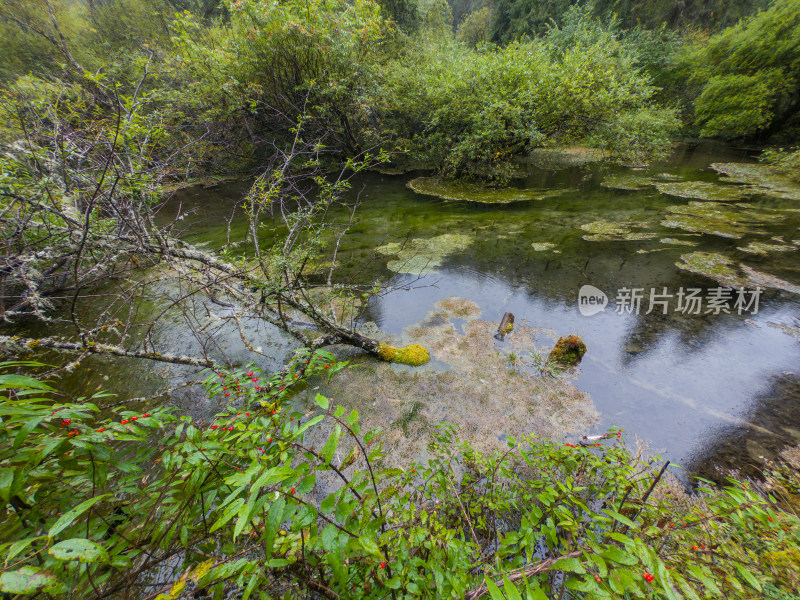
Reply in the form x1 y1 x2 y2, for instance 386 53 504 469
27 143 800 479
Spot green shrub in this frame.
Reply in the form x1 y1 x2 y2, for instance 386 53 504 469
1 358 798 598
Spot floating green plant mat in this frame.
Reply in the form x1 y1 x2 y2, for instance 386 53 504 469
376 233 472 274
661 202 780 238
676 252 744 287
531 242 559 251
659 237 699 246
676 252 800 294
579 219 657 242
711 163 800 201
407 177 568 204
654 180 750 202
737 241 797 255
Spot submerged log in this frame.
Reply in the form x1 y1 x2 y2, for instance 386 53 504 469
495 312 515 340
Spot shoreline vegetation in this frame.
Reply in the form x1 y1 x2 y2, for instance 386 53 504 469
1 0 799 597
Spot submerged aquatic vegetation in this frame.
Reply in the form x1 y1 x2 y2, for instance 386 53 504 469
306 297 597 466
376 233 472 274
676 253 800 295
712 163 800 200
661 202 779 238
737 241 797 254
676 251 745 287
531 242 558 251
580 219 657 241
407 177 568 204
660 237 699 246
654 180 750 201
600 174 655 190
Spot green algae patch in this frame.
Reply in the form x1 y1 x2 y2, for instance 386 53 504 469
737 241 796 255
378 343 431 366
548 335 587 366
676 252 745 287
600 174 655 191
654 180 749 202
661 202 778 239
407 177 566 204
528 146 606 169
711 163 800 201
659 237 699 246
376 233 472 274
580 219 656 242
531 242 558 251
676 252 800 294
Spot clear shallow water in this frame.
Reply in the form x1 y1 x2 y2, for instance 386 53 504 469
12 142 800 479
167 142 800 478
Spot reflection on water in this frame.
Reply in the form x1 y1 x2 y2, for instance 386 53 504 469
10 142 800 477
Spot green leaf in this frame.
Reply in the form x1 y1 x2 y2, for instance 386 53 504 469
588 553 608 577
296 415 324 435
502 576 523 600
359 536 381 558
264 498 285 559
0 566 59 594
314 394 329 410
485 577 505 600
320 493 336 514
384 577 402 590
553 557 585 574
48 495 110 538
736 565 762 592
603 509 637 529
4 537 44 567
0 469 13 503
0 374 54 391
48 538 109 563
599 547 638 566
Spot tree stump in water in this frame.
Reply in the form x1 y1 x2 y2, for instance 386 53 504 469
495 312 515 340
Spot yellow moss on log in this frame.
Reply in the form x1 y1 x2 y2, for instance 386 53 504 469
377 343 431 366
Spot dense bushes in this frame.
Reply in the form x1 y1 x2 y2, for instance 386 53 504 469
376 15 678 179
675 0 800 140
1 359 799 598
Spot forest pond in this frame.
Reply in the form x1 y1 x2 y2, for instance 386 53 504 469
47 143 800 482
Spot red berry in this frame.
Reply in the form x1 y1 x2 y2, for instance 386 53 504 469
131 416 138 421
643 572 654 583
290 487 295 494
121 420 129 424
380 562 386 568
